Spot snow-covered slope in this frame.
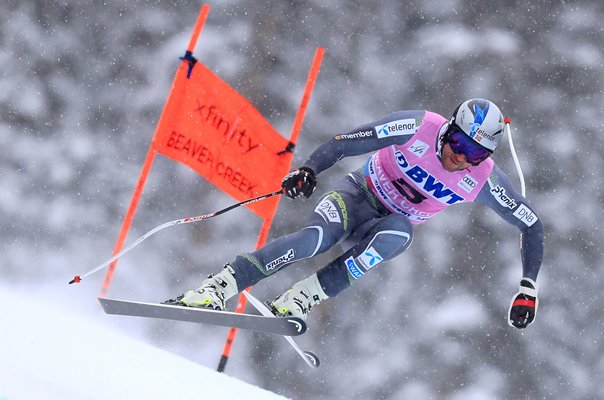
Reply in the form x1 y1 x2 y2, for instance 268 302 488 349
0 284 287 400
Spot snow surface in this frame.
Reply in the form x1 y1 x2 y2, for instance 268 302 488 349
3 2 604 398
0 284 288 400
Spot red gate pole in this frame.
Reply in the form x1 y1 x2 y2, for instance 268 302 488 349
217 47 325 372
99 4 211 297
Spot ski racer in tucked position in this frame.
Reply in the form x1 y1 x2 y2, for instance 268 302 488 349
165 98 544 329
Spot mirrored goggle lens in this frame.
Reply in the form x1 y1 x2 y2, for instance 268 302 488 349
447 128 491 164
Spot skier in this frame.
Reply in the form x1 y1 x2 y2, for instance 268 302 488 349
166 98 544 329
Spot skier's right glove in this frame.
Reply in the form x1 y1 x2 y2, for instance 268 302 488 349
281 166 317 199
508 278 538 329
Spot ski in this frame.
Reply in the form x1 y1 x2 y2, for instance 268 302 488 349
242 291 320 368
98 297 307 337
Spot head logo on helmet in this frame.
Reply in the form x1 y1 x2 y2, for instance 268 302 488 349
453 98 504 152
467 100 489 138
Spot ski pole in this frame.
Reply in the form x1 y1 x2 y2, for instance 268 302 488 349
504 118 526 197
69 189 283 285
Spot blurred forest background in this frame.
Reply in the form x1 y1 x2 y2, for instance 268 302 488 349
2 1 603 399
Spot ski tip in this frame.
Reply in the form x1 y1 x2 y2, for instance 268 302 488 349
69 275 82 285
304 351 320 368
286 317 307 335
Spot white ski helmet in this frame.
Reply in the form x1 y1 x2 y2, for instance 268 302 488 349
450 98 504 152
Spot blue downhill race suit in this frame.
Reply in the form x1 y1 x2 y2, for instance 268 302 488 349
227 110 544 298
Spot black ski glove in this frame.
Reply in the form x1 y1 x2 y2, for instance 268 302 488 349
281 167 317 199
508 278 538 329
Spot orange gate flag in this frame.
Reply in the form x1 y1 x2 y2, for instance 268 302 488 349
153 61 293 220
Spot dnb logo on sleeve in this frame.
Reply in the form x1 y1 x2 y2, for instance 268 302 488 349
513 204 538 227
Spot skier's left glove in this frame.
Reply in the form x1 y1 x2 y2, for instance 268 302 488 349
508 278 538 329
281 167 317 199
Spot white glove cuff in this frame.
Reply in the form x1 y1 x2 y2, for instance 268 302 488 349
519 278 538 297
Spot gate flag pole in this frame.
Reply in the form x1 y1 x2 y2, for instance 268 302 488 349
98 4 211 298
90 3 324 375
217 47 325 373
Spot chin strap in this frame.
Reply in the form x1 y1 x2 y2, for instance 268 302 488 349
504 118 526 197
436 121 449 159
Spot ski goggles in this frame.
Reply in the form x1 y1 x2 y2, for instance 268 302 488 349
445 124 492 165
